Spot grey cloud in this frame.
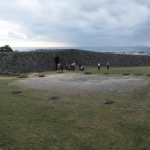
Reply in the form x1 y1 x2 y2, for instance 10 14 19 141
8 32 23 39
133 0 148 7
0 0 149 47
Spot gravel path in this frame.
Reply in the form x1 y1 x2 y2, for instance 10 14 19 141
10 73 149 94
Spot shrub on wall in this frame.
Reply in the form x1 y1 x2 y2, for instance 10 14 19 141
0 45 13 52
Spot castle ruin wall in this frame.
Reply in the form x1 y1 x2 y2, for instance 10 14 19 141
0 49 150 73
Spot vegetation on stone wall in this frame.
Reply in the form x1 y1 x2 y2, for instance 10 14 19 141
0 45 13 52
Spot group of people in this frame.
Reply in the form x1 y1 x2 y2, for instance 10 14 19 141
57 63 64 71
57 62 85 72
79 63 84 71
57 62 76 71
65 62 76 71
57 61 110 72
97 61 110 70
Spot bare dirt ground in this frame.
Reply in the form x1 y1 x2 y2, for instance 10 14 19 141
10 73 149 94
26 73 39 78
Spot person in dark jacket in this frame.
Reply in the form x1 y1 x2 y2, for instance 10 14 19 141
60 63 64 71
106 61 110 70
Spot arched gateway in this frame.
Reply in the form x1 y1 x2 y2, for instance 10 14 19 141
55 57 60 70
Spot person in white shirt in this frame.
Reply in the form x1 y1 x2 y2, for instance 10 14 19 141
72 62 76 71
98 62 100 70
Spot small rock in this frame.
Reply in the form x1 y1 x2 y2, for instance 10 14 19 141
51 96 60 100
12 91 22 94
84 72 92 74
39 75 45 77
104 100 114 104
122 73 130 75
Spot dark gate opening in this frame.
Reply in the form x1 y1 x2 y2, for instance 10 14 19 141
55 57 60 70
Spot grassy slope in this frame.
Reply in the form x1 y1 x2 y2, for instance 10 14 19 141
0 66 150 150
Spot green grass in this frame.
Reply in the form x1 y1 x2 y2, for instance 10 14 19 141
1 66 150 150
81 65 150 76
19 65 150 76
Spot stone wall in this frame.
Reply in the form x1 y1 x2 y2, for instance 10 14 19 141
0 49 150 73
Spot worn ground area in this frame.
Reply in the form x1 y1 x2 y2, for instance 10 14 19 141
10 73 149 94
26 72 39 78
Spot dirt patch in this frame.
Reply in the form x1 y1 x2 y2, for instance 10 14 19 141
26 73 39 78
10 73 149 94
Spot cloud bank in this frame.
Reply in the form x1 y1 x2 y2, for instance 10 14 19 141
0 0 149 47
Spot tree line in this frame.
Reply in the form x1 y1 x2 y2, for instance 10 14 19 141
0 45 13 52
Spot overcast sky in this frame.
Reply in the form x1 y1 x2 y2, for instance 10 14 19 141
0 0 149 47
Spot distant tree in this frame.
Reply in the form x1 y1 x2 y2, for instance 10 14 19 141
0 45 13 52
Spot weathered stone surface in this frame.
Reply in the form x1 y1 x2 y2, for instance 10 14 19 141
11 90 22 94
104 100 114 104
123 73 130 75
51 96 60 100
0 50 150 73
84 72 92 74
38 75 45 77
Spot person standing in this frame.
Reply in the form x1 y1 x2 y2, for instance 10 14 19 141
106 61 110 70
60 63 64 71
57 63 60 70
80 64 84 71
79 63 81 70
72 62 76 71
98 62 100 70
65 62 68 70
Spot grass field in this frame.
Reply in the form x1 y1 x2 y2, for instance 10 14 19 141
81 65 150 76
0 66 150 150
